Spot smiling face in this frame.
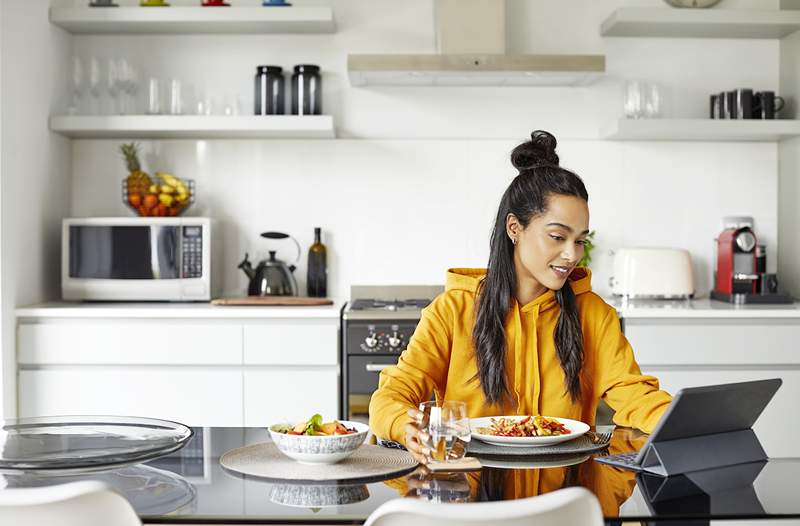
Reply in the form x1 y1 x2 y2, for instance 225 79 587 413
506 193 590 298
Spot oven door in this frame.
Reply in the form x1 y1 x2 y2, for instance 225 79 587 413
347 355 398 423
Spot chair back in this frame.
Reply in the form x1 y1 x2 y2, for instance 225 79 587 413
0 480 141 526
364 486 603 526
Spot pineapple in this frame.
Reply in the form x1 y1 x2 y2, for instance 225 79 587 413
120 143 152 197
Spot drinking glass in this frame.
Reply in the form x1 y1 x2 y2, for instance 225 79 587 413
169 79 183 115
623 80 645 119
147 77 161 115
644 82 662 118
418 400 470 463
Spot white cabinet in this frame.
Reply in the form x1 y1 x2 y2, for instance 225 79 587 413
243 369 338 426
243 321 338 365
16 314 340 427
624 318 800 457
19 367 243 427
18 321 242 365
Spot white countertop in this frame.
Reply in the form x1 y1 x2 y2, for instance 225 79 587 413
604 297 800 319
17 297 800 320
15 300 345 319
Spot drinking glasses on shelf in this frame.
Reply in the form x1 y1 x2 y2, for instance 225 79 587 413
418 400 470 463
624 80 663 119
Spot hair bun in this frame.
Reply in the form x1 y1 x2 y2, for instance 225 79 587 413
510 130 560 171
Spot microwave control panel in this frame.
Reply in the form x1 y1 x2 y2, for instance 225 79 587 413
182 226 203 278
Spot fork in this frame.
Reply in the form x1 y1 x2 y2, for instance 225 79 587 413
587 430 613 445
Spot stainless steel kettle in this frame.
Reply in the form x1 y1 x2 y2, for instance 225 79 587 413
237 232 300 296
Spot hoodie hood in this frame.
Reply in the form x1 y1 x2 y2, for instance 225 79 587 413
445 266 593 311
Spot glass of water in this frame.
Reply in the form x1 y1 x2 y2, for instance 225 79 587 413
418 400 470 463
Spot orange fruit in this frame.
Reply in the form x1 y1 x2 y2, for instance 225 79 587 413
128 193 142 207
143 194 158 209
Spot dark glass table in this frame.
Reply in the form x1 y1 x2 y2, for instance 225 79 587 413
1 427 799 525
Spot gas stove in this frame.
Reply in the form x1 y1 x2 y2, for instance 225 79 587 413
343 285 443 320
341 284 443 421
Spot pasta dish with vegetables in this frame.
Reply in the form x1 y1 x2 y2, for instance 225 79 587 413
476 416 570 437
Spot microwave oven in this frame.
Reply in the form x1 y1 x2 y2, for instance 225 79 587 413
62 217 212 301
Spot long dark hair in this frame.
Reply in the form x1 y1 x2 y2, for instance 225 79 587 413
472 130 589 406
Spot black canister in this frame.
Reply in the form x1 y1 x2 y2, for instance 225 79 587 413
291 65 322 115
254 65 285 115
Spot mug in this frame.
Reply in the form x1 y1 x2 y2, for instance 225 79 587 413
734 88 756 120
754 91 785 120
722 91 737 119
710 94 719 119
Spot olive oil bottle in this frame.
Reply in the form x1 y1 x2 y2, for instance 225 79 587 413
306 227 327 297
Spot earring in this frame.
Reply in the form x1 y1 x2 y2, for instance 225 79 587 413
511 237 517 245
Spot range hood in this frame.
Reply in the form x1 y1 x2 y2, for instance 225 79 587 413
347 0 605 87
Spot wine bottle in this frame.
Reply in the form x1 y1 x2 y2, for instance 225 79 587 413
306 227 327 297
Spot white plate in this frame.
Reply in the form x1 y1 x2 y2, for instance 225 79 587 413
470 416 589 448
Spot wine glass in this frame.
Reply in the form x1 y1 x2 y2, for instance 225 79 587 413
107 58 120 114
418 400 470 463
88 57 102 115
68 57 83 115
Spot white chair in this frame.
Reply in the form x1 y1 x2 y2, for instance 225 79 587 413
364 486 603 526
0 480 141 526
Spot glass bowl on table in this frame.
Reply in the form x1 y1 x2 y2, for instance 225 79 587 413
417 400 471 464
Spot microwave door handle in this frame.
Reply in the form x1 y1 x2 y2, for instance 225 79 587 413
150 227 161 279
365 363 392 373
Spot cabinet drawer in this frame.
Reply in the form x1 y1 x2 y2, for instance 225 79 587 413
19 368 243 427
243 322 337 365
641 367 800 458
18 322 242 365
243 369 338 426
625 319 800 366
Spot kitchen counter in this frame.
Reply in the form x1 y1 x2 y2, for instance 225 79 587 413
15 300 345 319
603 297 800 319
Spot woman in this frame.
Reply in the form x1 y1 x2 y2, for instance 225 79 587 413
369 130 672 463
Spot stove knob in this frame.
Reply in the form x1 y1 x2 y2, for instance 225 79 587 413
388 332 401 348
364 333 378 349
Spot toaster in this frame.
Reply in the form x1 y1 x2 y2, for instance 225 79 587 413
609 248 695 299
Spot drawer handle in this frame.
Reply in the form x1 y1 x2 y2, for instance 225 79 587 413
365 363 391 373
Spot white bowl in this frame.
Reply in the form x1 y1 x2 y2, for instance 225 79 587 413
267 421 369 464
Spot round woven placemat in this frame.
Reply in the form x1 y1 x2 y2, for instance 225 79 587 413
467 435 609 457
220 443 418 482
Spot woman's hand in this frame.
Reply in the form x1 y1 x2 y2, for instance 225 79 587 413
404 408 431 464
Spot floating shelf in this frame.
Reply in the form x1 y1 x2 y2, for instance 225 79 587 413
601 118 800 142
601 8 800 39
49 115 336 139
347 54 605 87
49 6 335 34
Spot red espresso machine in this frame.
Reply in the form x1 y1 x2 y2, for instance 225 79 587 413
711 226 792 304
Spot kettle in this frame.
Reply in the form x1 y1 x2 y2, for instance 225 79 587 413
238 232 300 296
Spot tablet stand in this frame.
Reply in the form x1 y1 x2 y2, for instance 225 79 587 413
640 429 766 477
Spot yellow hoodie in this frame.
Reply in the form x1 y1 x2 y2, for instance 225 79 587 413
369 267 672 444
